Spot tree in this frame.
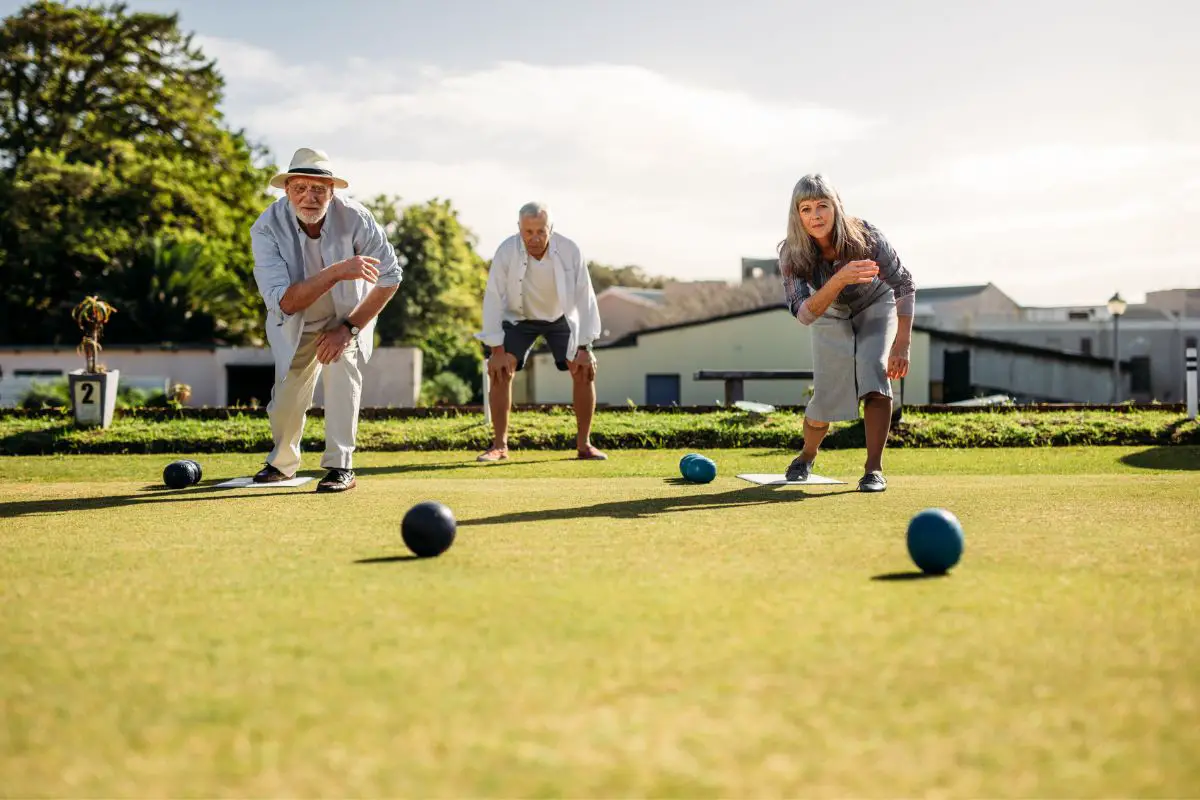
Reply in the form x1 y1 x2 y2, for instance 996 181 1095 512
0 1 274 345
364 195 489 399
585 262 668 294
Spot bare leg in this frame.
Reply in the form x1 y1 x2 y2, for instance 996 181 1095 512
476 359 516 463
573 367 599 454
800 417 830 462
862 392 892 473
488 359 515 450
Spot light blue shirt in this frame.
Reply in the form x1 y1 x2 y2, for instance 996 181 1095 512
250 194 403 383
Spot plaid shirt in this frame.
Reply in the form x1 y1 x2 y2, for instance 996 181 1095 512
782 220 915 324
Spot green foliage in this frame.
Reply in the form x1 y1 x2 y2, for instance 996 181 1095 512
420 371 474 407
586 262 668 294
15 378 171 412
0 408 1195 455
0 1 274 345
364 195 488 397
99 235 258 344
18 379 69 410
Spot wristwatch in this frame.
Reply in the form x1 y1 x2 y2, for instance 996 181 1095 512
342 319 361 336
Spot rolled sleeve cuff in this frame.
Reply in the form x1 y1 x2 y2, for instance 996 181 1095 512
796 300 818 326
896 291 915 316
376 271 402 288
476 331 505 347
265 286 293 321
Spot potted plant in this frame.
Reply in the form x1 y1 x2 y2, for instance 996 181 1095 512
68 295 120 428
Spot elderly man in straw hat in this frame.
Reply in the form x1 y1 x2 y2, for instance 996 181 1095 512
249 147 403 493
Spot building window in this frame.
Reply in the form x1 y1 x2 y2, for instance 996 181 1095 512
645 374 681 406
1130 356 1152 393
1080 337 1092 355
1068 310 1090 320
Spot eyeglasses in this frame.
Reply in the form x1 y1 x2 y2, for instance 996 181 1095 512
288 183 331 200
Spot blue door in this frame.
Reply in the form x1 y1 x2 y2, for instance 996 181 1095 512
645 374 681 406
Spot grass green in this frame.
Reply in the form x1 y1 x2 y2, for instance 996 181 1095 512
2 408 1197 454
2 446 1198 797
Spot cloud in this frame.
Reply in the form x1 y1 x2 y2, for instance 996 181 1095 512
203 39 879 273
864 143 1200 199
201 37 1198 304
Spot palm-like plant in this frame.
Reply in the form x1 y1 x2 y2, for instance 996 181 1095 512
71 296 118 374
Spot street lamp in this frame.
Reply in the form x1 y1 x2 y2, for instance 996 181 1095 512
1107 292 1127 402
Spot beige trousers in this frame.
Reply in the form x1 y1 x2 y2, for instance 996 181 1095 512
266 331 363 475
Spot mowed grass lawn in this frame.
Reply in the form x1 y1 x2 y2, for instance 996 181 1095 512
2 446 1198 798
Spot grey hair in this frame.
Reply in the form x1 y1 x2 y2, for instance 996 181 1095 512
777 173 870 282
518 201 552 229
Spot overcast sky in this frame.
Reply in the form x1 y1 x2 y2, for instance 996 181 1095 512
8 0 1197 305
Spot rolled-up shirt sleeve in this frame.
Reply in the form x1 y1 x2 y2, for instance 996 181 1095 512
782 266 818 326
872 227 916 315
251 223 294 321
352 209 403 288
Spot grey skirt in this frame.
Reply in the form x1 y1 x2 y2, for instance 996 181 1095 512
805 296 898 422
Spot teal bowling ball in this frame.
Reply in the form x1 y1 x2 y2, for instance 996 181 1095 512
679 453 702 476
906 508 964 574
684 455 717 484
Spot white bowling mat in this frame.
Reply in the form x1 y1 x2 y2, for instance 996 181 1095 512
737 473 847 486
215 476 315 488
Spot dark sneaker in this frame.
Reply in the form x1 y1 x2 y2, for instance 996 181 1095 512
316 468 356 493
858 471 887 493
253 464 293 483
784 454 813 481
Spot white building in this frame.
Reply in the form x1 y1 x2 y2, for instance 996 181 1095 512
0 345 423 408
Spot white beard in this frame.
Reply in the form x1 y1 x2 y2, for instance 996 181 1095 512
291 201 328 226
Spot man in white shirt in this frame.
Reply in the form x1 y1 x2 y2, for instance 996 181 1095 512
476 202 605 461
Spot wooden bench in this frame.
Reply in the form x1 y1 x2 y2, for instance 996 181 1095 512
693 369 814 405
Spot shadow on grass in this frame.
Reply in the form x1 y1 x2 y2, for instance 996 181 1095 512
354 554 424 564
461 484 857 527
871 571 947 582
352 458 562 476
1119 445 1200 471
0 475 332 518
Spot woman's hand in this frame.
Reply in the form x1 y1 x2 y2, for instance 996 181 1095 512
835 260 879 287
887 339 910 379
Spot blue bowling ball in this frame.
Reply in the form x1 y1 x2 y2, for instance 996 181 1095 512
906 508 964 574
684 455 717 484
679 453 702 476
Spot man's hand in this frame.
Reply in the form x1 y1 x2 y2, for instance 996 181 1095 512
487 347 515 381
887 339 910 379
315 325 353 365
331 255 381 284
568 348 596 381
834 259 879 287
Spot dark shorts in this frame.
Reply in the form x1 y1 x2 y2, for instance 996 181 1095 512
490 316 573 372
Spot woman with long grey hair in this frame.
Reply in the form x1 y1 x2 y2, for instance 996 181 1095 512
778 174 916 492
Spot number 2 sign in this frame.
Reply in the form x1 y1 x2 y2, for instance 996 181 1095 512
72 378 102 424
68 369 119 428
